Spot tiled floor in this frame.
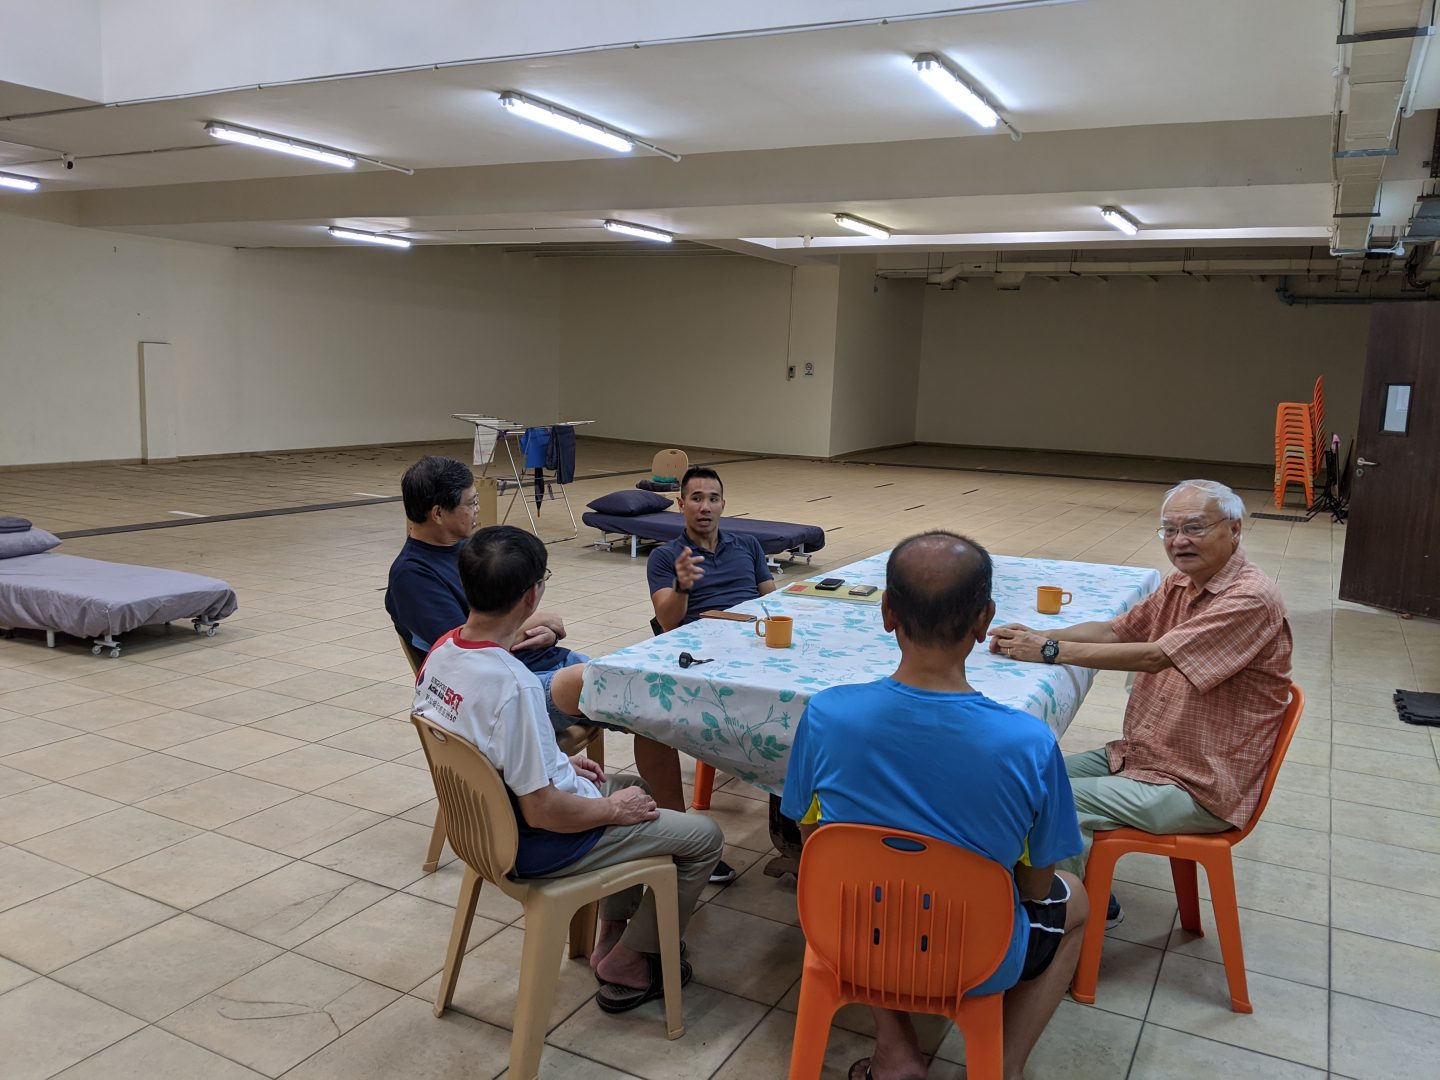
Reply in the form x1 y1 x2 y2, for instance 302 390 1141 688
1 447 1437 1079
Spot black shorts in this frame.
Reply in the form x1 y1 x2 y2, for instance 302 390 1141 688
1017 874 1071 982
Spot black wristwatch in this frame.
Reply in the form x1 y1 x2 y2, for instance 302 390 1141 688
1041 639 1061 665
672 576 690 595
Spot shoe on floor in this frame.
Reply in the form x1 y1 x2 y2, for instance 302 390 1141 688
1106 894 1125 930
708 859 738 885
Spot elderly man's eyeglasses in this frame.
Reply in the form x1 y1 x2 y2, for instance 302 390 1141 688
536 569 552 587
1157 520 1227 540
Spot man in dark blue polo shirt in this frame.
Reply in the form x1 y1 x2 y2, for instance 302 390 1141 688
646 467 777 631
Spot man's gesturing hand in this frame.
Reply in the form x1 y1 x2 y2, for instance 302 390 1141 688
674 546 706 592
607 786 660 825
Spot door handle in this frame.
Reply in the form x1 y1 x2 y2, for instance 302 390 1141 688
1357 457 1379 467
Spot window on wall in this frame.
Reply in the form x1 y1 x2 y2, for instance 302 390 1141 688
1382 383 1412 434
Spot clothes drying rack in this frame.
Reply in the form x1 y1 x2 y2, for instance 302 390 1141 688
452 415 595 542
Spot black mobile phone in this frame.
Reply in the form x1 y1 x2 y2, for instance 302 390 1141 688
815 577 844 591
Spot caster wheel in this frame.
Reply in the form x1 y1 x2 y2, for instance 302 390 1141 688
109 648 121 659
91 645 102 656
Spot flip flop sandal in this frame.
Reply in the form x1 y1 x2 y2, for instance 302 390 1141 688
846 1059 925 1080
593 940 687 984
594 954 692 1014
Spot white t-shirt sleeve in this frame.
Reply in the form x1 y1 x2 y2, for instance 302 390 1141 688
491 682 555 797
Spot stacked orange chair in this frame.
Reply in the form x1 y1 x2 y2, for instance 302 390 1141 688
1273 403 1315 509
788 824 1013 1080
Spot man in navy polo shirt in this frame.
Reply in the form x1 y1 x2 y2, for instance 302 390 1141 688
647 466 777 631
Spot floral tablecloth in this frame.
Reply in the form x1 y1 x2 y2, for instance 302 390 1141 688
580 552 1161 795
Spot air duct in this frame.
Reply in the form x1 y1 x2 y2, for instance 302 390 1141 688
1330 0 1435 254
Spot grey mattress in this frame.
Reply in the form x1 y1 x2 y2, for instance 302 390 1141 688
0 552 237 640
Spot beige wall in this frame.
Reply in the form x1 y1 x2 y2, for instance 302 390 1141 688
0 211 557 465
916 276 1370 464
829 257 924 457
1 210 1378 471
555 257 838 458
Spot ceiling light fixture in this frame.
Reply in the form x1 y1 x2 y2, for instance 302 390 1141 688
0 171 40 192
834 213 893 239
498 92 681 162
912 54 1020 140
206 122 357 168
1099 206 1141 236
603 219 674 243
327 226 412 248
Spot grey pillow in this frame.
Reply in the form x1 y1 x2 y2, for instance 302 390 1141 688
0 515 33 533
0 527 61 559
586 489 674 516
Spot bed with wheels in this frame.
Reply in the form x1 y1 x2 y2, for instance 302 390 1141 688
0 520 237 658
581 491 825 566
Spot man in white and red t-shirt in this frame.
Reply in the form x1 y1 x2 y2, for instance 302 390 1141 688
413 525 723 1014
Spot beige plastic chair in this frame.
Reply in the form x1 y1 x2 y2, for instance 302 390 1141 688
399 630 604 875
651 448 688 483
410 714 686 1079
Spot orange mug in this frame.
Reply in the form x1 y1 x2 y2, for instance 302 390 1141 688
1036 586 1072 615
754 615 794 648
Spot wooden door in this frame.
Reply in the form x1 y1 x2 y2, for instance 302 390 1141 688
1338 303 1440 616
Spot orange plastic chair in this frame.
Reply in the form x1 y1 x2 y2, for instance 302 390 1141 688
788 824 1014 1080
411 714 685 1080
1071 683 1305 1013
648 616 721 810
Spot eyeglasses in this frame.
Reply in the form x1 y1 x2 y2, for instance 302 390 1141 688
1157 520 1227 540
536 569 552 587
463 496 480 510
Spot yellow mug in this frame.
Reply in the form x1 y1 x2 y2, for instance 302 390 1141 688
754 615 794 648
1036 586 1073 615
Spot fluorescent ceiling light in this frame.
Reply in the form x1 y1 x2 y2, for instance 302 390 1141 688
206 123 356 168
834 213 893 239
328 226 412 248
500 92 633 153
0 171 40 192
603 219 673 243
913 54 1000 129
1100 206 1141 235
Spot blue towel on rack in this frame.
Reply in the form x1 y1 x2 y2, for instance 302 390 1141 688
520 427 551 469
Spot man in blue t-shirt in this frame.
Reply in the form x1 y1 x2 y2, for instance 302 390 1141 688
782 531 1087 1080
646 466 776 631
386 455 688 814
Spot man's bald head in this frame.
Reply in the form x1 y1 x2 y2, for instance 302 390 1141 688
884 531 994 648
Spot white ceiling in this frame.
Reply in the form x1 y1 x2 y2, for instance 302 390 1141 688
0 0 1430 255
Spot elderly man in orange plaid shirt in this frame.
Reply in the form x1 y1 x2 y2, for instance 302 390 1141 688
989 479 1293 928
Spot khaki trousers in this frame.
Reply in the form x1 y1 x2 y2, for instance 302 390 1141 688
534 774 723 954
1058 748 1231 878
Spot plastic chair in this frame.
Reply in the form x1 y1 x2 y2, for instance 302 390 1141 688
399 629 602 875
1070 683 1305 1013
788 824 1014 1080
648 615 718 810
410 713 686 1080
636 449 689 493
